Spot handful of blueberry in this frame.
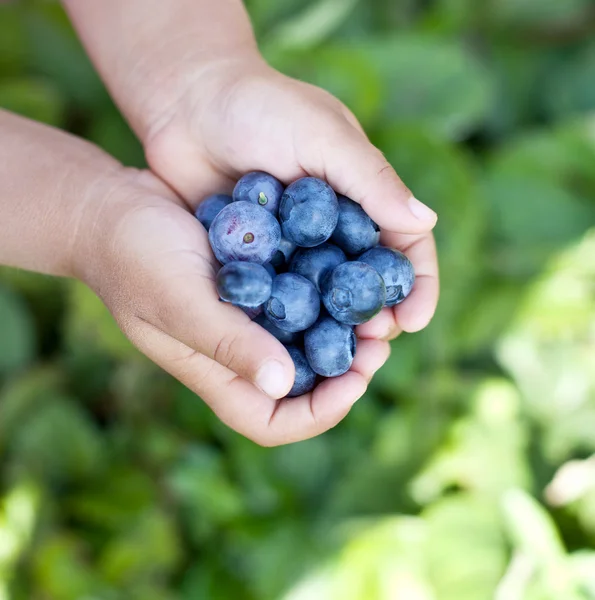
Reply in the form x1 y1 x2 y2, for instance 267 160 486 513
197 172 415 398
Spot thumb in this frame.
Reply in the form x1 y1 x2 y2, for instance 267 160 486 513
301 117 437 234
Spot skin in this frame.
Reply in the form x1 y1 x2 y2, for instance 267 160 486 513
0 0 440 446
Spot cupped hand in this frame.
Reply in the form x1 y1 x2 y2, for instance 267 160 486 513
143 58 439 343
77 167 390 446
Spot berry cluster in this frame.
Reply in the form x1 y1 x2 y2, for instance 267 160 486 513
196 172 415 398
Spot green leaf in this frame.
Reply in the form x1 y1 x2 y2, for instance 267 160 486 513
488 0 591 29
424 494 507 600
0 5 27 76
501 489 565 562
0 285 36 374
10 397 105 483
99 510 182 585
362 34 494 138
541 42 595 119
23 8 109 110
263 0 359 51
0 78 65 125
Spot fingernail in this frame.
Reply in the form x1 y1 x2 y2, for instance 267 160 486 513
256 360 289 398
408 196 437 222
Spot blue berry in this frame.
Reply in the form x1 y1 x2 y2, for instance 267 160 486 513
263 262 277 278
242 305 264 320
254 314 302 345
209 201 281 265
331 195 380 255
233 171 285 216
270 238 297 271
358 247 415 306
321 262 386 325
304 316 356 377
264 273 320 333
195 194 232 231
286 346 317 397
279 177 339 247
289 243 346 292
216 262 273 308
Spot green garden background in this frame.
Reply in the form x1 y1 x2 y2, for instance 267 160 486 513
1 0 595 598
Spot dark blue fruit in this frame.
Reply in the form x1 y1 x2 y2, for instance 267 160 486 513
209 201 281 265
289 243 346 292
254 314 302 345
195 194 232 231
233 171 284 216
286 346 317 397
358 247 415 306
264 273 320 333
216 262 272 308
331 195 380 255
242 305 264 319
263 262 277 278
279 177 339 247
321 262 386 325
304 316 356 377
270 238 297 271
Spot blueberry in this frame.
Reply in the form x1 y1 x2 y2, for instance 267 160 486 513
289 243 347 292
194 194 232 231
321 262 386 325
358 247 415 306
265 273 320 333
216 262 273 308
304 316 356 377
254 314 302 345
242 305 264 320
279 177 339 247
263 262 277 278
331 195 380 255
209 201 281 265
286 346 317 397
233 171 285 216
270 237 297 271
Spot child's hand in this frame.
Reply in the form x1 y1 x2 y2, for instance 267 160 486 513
144 59 439 342
0 110 388 446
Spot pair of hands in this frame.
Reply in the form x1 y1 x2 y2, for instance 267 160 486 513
70 55 438 446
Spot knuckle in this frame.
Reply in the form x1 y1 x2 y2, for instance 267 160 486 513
212 330 242 370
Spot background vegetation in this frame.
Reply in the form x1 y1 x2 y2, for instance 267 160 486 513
1 0 595 598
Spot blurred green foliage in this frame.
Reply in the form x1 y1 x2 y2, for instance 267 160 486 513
1 0 595 598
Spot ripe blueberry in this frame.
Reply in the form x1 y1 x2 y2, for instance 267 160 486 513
358 247 415 306
216 262 273 308
304 316 356 377
289 243 346 292
209 201 281 265
321 262 386 325
279 177 339 247
264 273 320 333
233 171 285 216
286 346 317 397
195 194 232 231
331 195 380 255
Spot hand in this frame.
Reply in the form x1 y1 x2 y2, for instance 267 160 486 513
64 1 439 445
143 59 439 347
78 165 390 447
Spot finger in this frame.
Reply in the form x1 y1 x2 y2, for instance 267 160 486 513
127 319 368 446
350 338 391 382
380 230 439 332
299 117 437 234
356 308 402 341
112 204 296 399
265 338 390 444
